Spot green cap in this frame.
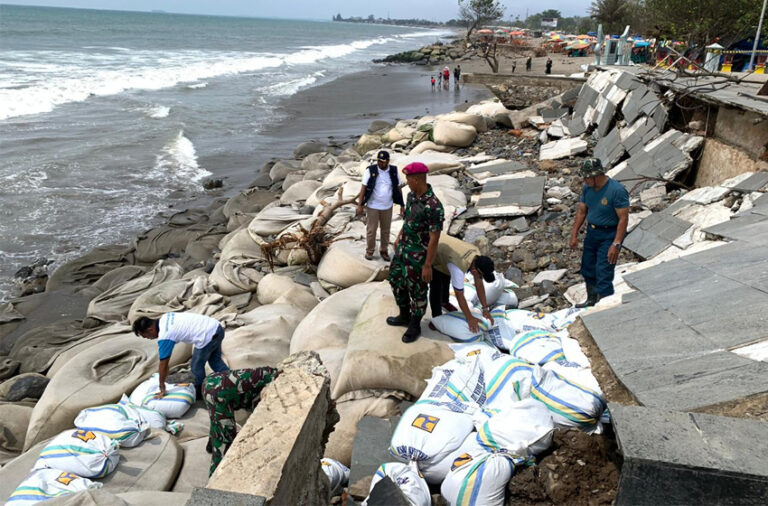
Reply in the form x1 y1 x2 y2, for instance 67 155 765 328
580 158 605 177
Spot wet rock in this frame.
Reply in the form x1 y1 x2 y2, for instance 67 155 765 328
13 258 51 297
202 178 223 190
463 227 486 245
0 372 49 402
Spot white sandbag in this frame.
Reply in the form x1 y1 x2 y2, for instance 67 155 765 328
418 359 485 413
0 403 33 463
390 404 474 466
7 469 100 506
25 334 158 450
473 398 554 458
118 395 166 430
222 304 305 369
429 309 488 343
74 404 150 448
316 240 388 289
171 438 210 493
432 120 477 148
34 429 119 479
320 458 349 497
504 307 585 334
366 462 430 506
332 283 454 400
482 355 541 408
129 374 195 419
460 272 513 308
442 112 488 133
531 362 606 431
507 329 565 365
440 443 515 506
418 430 477 485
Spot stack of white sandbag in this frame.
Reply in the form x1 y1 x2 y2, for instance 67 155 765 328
129 374 196 419
33 429 120 479
7 469 102 505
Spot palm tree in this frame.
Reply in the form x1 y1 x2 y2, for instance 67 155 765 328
591 0 632 34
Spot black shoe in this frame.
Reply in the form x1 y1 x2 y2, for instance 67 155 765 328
205 438 212 454
386 306 411 327
576 284 600 308
402 316 422 343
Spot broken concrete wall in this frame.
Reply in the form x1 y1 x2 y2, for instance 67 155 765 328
695 138 762 187
713 107 768 160
207 352 337 505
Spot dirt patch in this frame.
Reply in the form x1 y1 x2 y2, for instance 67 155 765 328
695 391 768 421
505 428 622 506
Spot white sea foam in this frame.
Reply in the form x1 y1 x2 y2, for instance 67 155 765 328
153 130 211 183
262 71 324 97
143 105 170 118
186 82 208 89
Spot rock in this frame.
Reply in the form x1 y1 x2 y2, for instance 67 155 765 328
13 258 51 297
512 249 537 272
0 357 20 381
355 134 383 155
539 160 557 172
294 141 325 159
540 280 560 296
0 373 49 402
504 267 524 286
463 226 486 245
547 186 574 199
537 255 552 269
493 235 523 248
533 269 567 284
202 178 223 190
448 219 466 236
472 236 489 254
547 198 562 205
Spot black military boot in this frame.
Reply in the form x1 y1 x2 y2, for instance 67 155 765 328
386 306 410 327
402 315 422 343
576 284 600 308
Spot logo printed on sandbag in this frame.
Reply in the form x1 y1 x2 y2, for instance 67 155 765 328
532 312 546 320
411 414 439 433
56 472 79 486
466 349 481 356
451 453 473 471
72 430 96 443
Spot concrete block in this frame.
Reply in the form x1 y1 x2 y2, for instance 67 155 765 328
476 176 545 217
593 127 625 169
539 138 588 161
623 213 692 259
611 404 768 506
493 235 524 248
187 488 266 506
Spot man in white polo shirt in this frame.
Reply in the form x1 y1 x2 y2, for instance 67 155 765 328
133 312 229 399
356 150 405 261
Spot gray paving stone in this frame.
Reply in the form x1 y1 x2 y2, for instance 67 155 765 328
726 172 768 192
704 214 768 245
611 404 768 506
467 161 528 179
596 101 616 137
623 258 706 294
349 415 401 486
187 488 266 506
593 127 625 169
622 213 692 259
475 176 545 215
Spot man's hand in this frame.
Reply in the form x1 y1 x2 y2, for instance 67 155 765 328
482 308 494 326
421 265 433 283
356 204 364 216
607 244 620 264
569 235 579 250
154 388 166 399
466 315 481 334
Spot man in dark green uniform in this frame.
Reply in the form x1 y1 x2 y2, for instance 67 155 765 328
387 162 444 343
203 367 279 475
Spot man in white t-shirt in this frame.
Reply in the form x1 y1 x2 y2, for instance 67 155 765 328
133 312 229 399
356 150 405 261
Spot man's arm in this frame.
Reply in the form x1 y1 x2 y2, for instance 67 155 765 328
569 202 588 249
473 270 494 326
421 230 441 283
155 358 170 398
356 185 366 216
607 207 630 264
454 289 481 333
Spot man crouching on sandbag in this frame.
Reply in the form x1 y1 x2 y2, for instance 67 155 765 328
387 161 444 343
132 312 229 400
429 234 496 333
203 367 278 475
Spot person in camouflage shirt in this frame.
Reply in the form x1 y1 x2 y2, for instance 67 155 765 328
203 367 279 475
387 162 444 343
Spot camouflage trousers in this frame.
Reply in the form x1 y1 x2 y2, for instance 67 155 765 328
203 367 279 475
388 245 428 319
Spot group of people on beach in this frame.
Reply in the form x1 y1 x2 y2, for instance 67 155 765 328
431 65 461 89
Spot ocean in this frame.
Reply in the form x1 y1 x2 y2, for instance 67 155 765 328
0 5 488 300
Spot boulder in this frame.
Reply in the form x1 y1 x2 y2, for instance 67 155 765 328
0 373 49 401
294 141 325 159
432 120 477 148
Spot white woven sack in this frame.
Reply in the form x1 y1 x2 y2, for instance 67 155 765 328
504 309 559 333
549 307 585 331
440 441 515 506
419 431 478 485
129 373 195 419
365 462 430 506
418 358 486 413
473 398 555 458
389 404 474 467
320 458 350 497
531 362 606 432
33 429 120 479
482 354 542 408
7 469 101 506
118 394 167 429
430 310 489 343
507 329 565 365
74 404 150 448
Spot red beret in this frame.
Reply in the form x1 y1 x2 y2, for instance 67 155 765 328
402 162 429 175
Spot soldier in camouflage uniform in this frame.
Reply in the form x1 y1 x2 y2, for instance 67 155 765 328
387 162 444 343
203 367 279 475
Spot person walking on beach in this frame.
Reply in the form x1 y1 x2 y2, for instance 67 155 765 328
437 72 442 86
133 312 229 399
545 57 553 74
356 150 404 261
511 60 517 73
429 235 495 333
526 56 532 71
453 66 460 82
443 66 450 82
569 159 629 307
387 162 444 343
203 367 278 475
431 76 436 89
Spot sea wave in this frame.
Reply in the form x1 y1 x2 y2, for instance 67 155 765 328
186 82 208 89
143 104 170 118
261 71 325 97
153 130 211 183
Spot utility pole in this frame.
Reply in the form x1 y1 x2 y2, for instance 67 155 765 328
750 0 767 71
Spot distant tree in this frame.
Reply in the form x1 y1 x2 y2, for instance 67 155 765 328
645 0 763 46
541 9 562 19
367 14 375 22
459 0 505 38
590 0 632 34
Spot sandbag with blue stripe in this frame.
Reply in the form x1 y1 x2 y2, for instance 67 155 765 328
473 398 555 458
531 362 606 432
32 429 119 479
389 404 474 467
417 358 486 413
482 354 542 408
508 329 565 365
367 462 430 506
440 438 515 506
74 402 150 448
7 469 100 506
129 373 195 419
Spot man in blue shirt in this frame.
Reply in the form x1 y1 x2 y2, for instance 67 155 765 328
569 159 630 307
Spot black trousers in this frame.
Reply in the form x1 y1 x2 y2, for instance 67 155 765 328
429 269 452 317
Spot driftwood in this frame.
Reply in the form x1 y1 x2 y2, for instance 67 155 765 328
261 188 357 269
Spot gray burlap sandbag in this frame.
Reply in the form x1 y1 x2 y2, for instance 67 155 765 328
442 112 488 133
222 188 277 221
0 439 49 502
325 390 403 466
74 265 148 301
209 227 266 296
301 152 337 172
174 401 209 443
290 283 379 389
279 180 322 205
19 489 190 506
87 261 185 324
317 240 388 289
331 283 454 400
181 232 226 267
409 141 455 155
248 206 313 237
24 334 158 450
257 274 317 313
269 159 302 183
221 304 305 369
117 491 190 506
99 430 183 492
9 319 89 374
0 402 33 464
132 224 226 264
127 276 230 324
0 301 25 324
171 437 210 492
432 120 477 148
47 245 134 291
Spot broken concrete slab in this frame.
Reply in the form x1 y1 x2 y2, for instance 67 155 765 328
613 131 692 183
541 107 569 122
533 269 567 284
475 176 545 217
546 119 569 139
622 212 692 259
639 185 666 208
627 210 652 232
546 186 574 199
539 138 588 161
721 171 768 193
619 116 660 156
510 217 529 232
611 404 768 506
593 126 625 169
680 186 731 205
493 235 524 248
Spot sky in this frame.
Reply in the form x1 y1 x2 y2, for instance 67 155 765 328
2 1 593 22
